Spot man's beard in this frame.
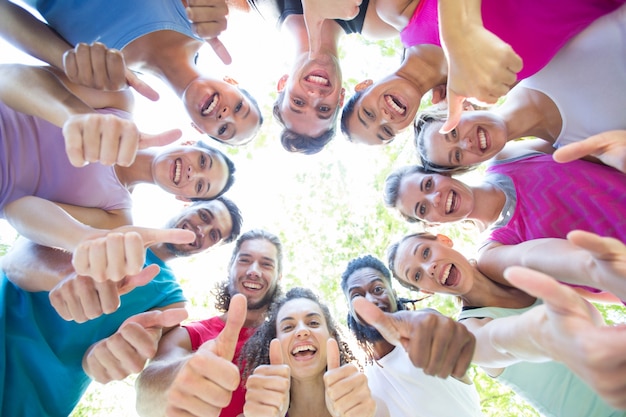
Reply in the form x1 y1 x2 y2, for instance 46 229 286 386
164 241 189 258
228 280 279 311
347 313 385 344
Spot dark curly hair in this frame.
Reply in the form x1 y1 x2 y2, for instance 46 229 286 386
240 287 357 380
212 229 283 312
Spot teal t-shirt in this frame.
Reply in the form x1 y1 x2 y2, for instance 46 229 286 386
1 249 185 416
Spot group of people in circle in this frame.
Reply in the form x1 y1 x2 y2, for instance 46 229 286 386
1 0 626 416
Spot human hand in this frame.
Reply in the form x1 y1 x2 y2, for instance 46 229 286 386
553 130 626 174
63 113 182 167
243 339 291 417
63 42 159 101
567 230 626 302
441 26 522 134
166 294 247 417
302 0 361 57
324 338 376 417
84 308 188 383
49 265 159 322
353 298 475 379
504 265 626 409
185 0 232 65
72 226 195 283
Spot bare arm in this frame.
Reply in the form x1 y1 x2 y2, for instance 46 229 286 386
478 231 626 302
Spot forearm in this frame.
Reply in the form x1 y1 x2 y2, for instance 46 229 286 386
438 0 482 45
479 239 596 288
135 357 188 417
0 0 71 68
0 64 93 127
4 196 97 252
1 237 74 291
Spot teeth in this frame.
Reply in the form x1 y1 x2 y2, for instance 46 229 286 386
201 95 218 116
243 282 262 290
478 128 487 151
385 95 405 115
441 264 452 285
174 160 181 184
445 191 455 214
292 344 316 355
307 75 329 86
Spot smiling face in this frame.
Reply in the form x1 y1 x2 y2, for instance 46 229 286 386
395 171 475 223
346 75 423 145
420 111 507 168
345 267 397 318
183 77 261 145
276 298 330 380
228 238 281 310
165 200 233 256
152 145 229 200
392 235 474 296
277 53 345 137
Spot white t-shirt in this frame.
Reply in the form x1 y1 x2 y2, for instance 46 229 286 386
365 347 484 417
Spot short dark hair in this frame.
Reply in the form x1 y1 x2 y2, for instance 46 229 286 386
212 229 283 312
190 141 236 200
414 109 476 175
340 254 392 294
240 287 357 380
387 232 437 291
340 89 364 142
383 165 431 223
206 87 264 146
273 90 336 155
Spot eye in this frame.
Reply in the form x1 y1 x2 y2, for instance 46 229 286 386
218 125 227 136
363 108 374 119
422 247 430 259
210 230 219 243
308 319 321 327
319 105 331 112
454 149 462 163
383 126 393 137
235 101 243 113
238 258 250 264
281 324 294 332
199 210 210 222
195 181 204 194
414 270 422 282
293 98 305 106
373 286 384 294
451 128 458 139
425 178 433 190
262 262 274 269
418 204 426 216
200 154 207 169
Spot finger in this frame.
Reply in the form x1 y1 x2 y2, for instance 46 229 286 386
553 134 608 163
137 227 195 248
326 338 340 370
206 38 232 65
215 293 247 360
117 264 161 296
440 93 465 134
567 230 624 258
125 69 160 101
138 129 183 150
63 50 79 82
269 338 284 365
507 51 524 73
352 297 401 345
124 307 189 329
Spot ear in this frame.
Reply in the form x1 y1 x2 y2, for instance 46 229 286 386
430 84 447 105
338 87 346 107
277 75 288 92
223 75 239 86
190 123 203 134
354 79 373 92
435 234 454 248
176 195 192 203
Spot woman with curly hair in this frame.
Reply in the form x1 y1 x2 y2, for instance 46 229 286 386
240 286 388 417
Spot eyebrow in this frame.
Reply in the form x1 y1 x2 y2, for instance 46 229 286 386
357 111 388 143
280 312 322 323
348 278 384 294
403 242 422 280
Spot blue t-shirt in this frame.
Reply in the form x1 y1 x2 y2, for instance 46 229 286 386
0 249 185 416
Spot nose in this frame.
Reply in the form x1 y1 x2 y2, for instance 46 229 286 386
295 322 310 338
427 191 441 207
461 135 474 150
217 105 231 120
365 292 378 303
380 107 394 122
186 165 197 180
247 261 261 278
427 261 437 277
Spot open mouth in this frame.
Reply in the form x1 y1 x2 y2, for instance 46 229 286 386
445 190 458 214
305 73 330 87
477 127 488 151
440 264 460 287
201 94 219 116
242 281 262 291
291 344 317 358
173 158 182 185
384 94 406 116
